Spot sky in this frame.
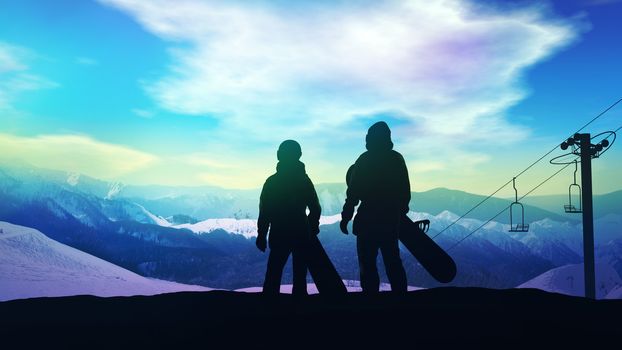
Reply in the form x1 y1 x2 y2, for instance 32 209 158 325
0 0 621 196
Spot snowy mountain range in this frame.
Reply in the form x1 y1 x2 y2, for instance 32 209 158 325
1 162 621 296
1 162 588 221
0 221 211 301
166 214 342 238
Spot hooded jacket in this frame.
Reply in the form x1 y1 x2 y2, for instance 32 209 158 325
257 160 321 248
342 122 411 238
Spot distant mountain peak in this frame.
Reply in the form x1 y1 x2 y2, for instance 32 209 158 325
436 210 460 221
66 172 80 186
106 182 124 200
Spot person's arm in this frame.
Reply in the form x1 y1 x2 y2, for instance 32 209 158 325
306 177 321 235
340 163 360 234
397 154 411 214
256 181 270 251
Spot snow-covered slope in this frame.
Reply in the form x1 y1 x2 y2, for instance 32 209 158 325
175 215 343 238
595 214 622 244
133 203 172 227
0 221 212 301
175 210 482 238
175 218 258 238
173 211 581 262
517 263 622 299
319 214 341 226
606 285 622 299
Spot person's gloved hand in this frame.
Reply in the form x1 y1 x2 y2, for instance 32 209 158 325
340 207 353 235
255 236 267 252
340 219 349 235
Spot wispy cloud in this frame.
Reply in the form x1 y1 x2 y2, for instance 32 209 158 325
0 133 158 180
75 56 99 66
132 108 154 118
0 42 57 112
99 0 583 188
0 43 28 73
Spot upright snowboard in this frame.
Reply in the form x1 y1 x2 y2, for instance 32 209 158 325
306 235 347 295
400 217 457 283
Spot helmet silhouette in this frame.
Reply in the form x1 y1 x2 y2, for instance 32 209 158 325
277 140 302 161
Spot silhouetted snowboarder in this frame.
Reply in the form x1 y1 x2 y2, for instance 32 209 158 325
256 140 321 296
340 121 409 293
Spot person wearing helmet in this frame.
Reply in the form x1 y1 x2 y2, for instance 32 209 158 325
340 121 409 293
256 140 322 296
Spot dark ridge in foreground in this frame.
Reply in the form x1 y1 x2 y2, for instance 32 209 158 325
1 288 620 347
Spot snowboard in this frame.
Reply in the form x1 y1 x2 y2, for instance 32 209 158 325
400 217 457 283
306 235 347 295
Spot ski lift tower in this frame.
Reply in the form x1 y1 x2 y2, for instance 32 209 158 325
553 131 616 299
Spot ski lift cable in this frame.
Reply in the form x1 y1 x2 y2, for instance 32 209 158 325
445 159 577 251
430 97 622 241
445 128 620 250
430 179 512 239
515 97 622 178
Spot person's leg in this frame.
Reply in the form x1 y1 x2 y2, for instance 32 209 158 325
380 238 407 293
263 247 291 295
357 236 380 293
291 242 308 296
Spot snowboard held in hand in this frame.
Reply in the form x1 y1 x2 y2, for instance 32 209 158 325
400 217 457 283
306 235 347 295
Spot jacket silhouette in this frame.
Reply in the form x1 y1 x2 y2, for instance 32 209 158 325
341 121 409 293
257 140 321 296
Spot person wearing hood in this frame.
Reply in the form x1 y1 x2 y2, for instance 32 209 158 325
256 140 321 296
340 121 409 293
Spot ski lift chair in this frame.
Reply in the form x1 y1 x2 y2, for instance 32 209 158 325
509 177 529 232
564 161 582 213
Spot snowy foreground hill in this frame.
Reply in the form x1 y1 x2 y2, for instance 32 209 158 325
0 221 211 301
517 263 622 299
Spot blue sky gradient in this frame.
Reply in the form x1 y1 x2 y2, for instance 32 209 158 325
0 0 620 195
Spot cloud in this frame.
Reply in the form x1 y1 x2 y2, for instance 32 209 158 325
0 42 57 112
100 0 583 189
101 0 579 129
132 108 154 118
0 132 271 188
75 56 99 66
0 43 27 73
0 133 158 180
